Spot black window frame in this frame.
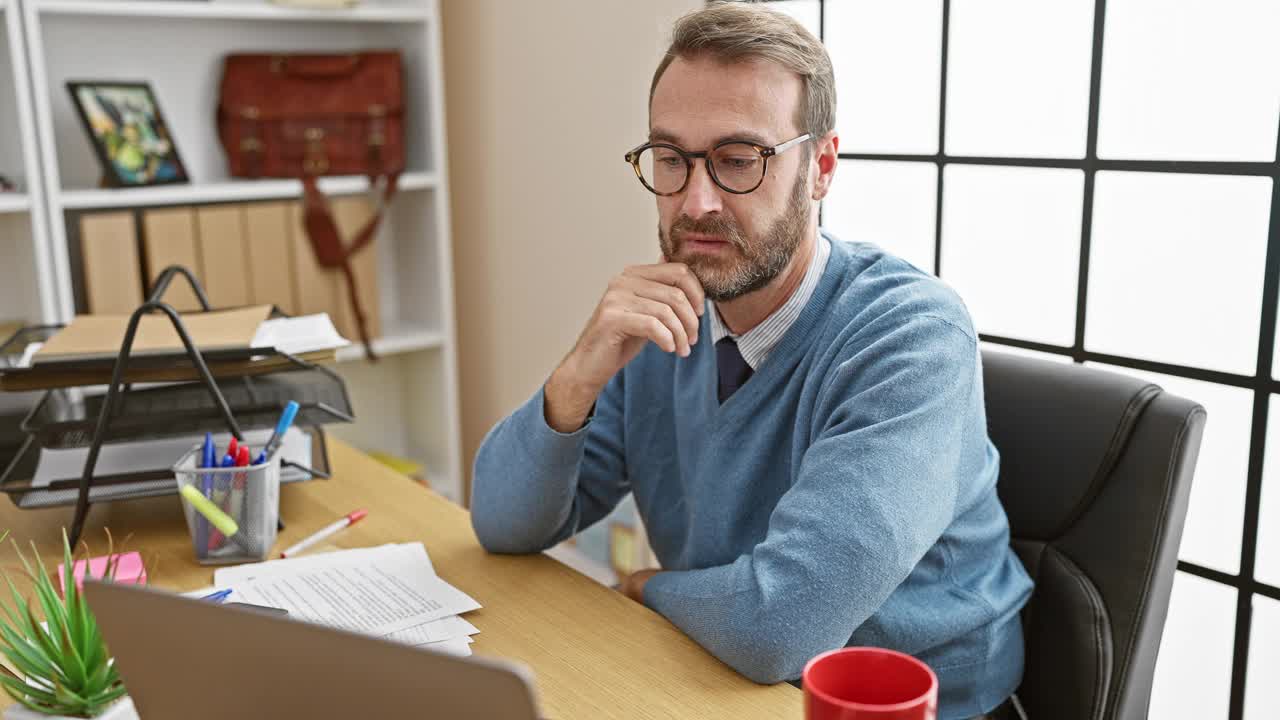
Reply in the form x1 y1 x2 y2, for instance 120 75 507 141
756 1 1280 716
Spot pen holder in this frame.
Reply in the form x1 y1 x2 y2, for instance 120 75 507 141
173 445 281 565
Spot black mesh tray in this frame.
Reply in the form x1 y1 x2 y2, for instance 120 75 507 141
21 367 354 449
0 425 331 509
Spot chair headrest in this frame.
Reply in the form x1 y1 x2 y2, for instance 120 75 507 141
982 351 1161 540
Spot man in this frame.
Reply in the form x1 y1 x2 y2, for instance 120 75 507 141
471 4 1032 719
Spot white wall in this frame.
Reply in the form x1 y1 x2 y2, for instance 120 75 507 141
440 0 700 504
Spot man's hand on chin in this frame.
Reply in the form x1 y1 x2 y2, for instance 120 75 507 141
618 569 661 604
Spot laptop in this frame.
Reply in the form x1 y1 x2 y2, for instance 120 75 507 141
85 580 543 719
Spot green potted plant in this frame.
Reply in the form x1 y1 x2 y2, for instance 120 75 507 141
0 531 136 720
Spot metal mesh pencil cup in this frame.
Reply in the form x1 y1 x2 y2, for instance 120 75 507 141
173 445 281 564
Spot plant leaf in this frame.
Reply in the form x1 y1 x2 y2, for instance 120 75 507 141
0 627 62 686
83 657 113 694
0 671 58 702
25 545 69 637
3 607 59 679
0 572 37 646
0 673 69 715
21 605 63 677
94 680 129 709
23 543 87 694
52 674 91 715
1 599 56 670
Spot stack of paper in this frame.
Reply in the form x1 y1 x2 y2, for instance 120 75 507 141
249 314 350 356
211 543 481 656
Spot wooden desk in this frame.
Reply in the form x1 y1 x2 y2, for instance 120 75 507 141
0 438 801 718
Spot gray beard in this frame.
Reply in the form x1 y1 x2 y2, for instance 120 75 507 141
659 169 810 302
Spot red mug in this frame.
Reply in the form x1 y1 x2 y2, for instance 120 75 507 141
803 647 938 720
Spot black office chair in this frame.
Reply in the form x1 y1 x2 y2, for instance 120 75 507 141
982 350 1207 720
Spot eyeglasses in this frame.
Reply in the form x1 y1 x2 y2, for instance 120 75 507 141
624 133 811 196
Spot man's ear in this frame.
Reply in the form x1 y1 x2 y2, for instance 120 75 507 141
811 131 839 201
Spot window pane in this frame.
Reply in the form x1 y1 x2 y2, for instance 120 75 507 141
945 0 1094 158
1087 364 1250 575
763 0 821 38
1086 172 1271 376
1150 572 1237 720
823 160 937 275
1255 396 1280 587
1246 594 1280 719
1097 0 1280 161
940 165 1082 345
826 0 942 154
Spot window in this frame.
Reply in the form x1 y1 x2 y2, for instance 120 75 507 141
793 1 1280 716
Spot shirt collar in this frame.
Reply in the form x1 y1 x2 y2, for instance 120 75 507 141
708 234 831 370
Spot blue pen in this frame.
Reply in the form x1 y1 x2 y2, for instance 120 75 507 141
255 401 299 465
200 589 233 603
197 433 216 554
211 453 237 520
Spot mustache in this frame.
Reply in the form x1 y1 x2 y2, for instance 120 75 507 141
669 214 746 249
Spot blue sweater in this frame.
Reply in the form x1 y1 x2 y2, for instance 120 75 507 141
472 235 1033 719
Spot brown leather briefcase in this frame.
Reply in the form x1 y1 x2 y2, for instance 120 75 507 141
216 51 405 359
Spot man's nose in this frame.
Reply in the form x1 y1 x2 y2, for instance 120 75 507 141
678 160 723 220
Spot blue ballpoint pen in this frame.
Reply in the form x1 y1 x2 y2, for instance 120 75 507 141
254 401 299 465
200 589 233 603
197 433 216 553
210 453 236 518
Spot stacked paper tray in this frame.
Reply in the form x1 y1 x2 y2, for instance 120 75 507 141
21 367 353 449
0 426 331 509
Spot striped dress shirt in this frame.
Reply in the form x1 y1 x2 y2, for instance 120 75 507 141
708 234 832 370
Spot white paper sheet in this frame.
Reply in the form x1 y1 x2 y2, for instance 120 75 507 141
214 542 432 584
251 314 350 356
214 542 480 637
421 636 473 657
385 615 480 645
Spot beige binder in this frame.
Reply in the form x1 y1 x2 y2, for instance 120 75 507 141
80 211 143 314
142 207 204 311
243 201 299 315
196 205 251 308
287 201 347 331
34 305 272 363
330 196 383 341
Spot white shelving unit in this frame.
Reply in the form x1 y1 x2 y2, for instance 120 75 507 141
1 0 57 325
10 0 464 501
58 170 439 210
34 0 430 22
0 194 31 214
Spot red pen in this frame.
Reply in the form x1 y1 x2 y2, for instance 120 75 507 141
280 509 369 559
210 445 252 550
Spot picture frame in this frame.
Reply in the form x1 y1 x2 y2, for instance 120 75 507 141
65 81 189 188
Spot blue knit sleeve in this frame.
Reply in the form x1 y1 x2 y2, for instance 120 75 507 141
642 315 978 684
470 372 630 553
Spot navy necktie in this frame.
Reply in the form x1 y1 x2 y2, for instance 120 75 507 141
716 337 754 403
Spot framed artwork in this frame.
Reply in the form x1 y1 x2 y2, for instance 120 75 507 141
66 81 189 187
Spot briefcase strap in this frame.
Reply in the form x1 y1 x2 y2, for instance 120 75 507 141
301 173 400 361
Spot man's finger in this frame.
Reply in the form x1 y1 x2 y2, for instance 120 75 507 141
618 310 677 354
628 297 691 356
625 264 706 316
630 281 699 345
